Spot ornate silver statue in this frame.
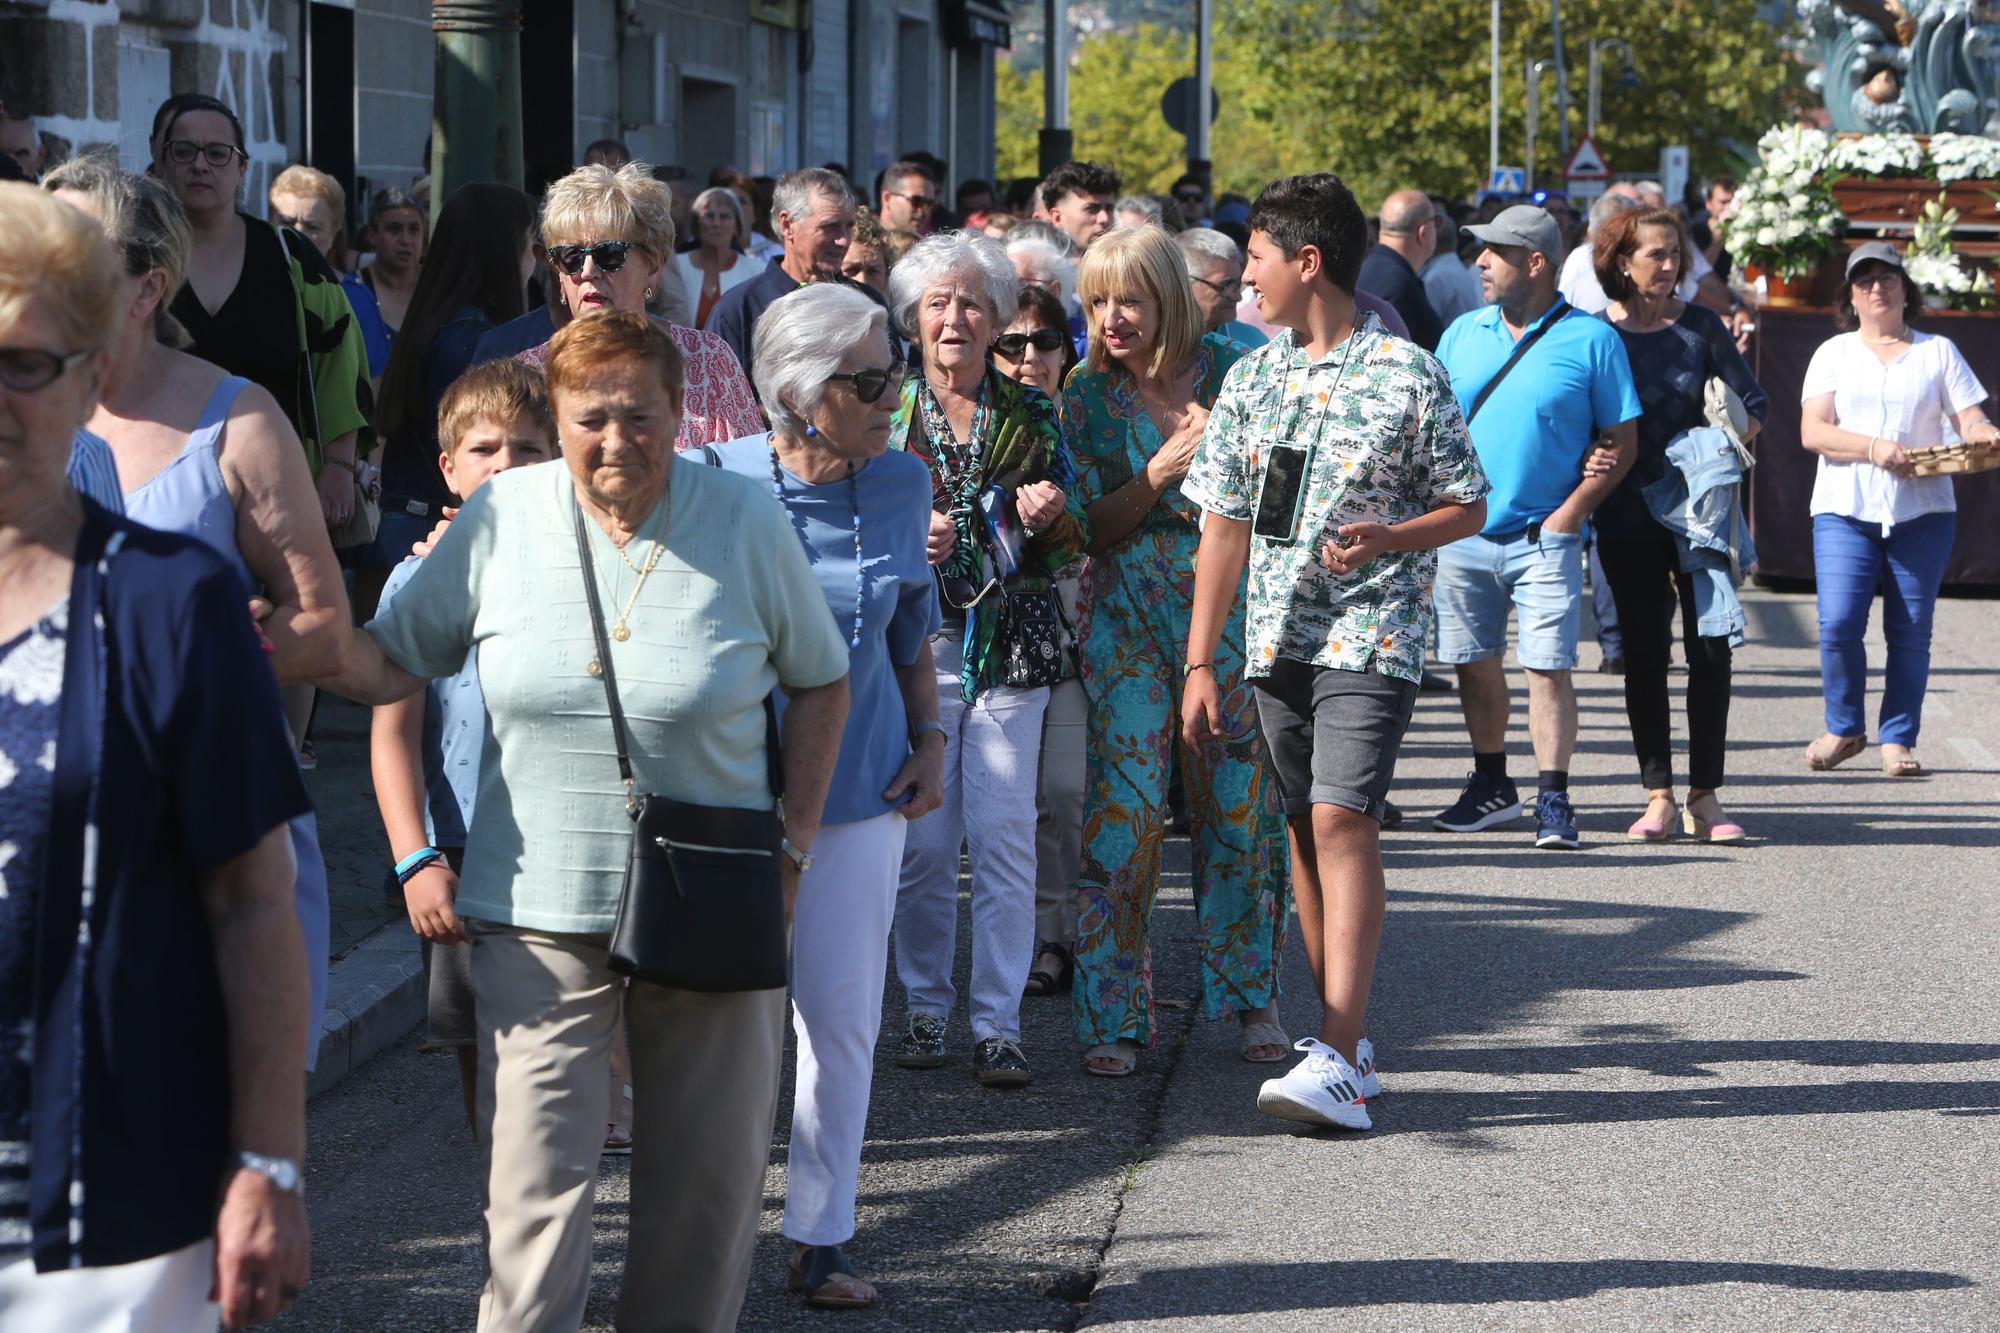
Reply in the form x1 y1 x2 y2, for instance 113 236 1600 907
1800 0 2000 133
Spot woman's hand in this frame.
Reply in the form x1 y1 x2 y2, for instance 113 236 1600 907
1582 441 1620 480
1322 521 1395 577
412 507 458 559
927 510 956 565
404 863 465 944
883 734 946 819
1144 404 1210 489
1871 439 1916 478
316 465 356 527
1967 420 2000 452
1015 481 1066 530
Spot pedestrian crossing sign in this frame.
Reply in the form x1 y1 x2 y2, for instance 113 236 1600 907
1488 166 1526 195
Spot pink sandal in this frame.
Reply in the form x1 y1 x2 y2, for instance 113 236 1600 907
1627 796 1678 842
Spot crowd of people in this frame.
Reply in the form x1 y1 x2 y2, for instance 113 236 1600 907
2 84 1996 1331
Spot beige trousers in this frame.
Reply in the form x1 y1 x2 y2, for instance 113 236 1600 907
469 922 786 1333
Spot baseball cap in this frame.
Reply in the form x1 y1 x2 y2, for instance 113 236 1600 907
1845 240 1904 277
1467 204 1564 264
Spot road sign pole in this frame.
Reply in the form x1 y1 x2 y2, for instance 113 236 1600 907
1040 0 1071 175
1489 0 1501 185
1193 0 1212 175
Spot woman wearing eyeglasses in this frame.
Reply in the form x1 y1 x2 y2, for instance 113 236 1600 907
519 163 763 447
884 231 1088 1088
1060 223 1287 1078
148 95 373 537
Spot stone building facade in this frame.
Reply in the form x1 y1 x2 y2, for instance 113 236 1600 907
0 0 1008 222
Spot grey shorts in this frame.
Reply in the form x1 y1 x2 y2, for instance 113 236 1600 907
421 847 476 1048
1251 659 1419 822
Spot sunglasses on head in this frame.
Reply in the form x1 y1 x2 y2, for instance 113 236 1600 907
164 139 243 168
824 363 909 403
550 241 636 276
992 329 1067 359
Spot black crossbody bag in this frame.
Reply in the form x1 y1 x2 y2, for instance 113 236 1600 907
573 499 789 993
1465 299 1571 425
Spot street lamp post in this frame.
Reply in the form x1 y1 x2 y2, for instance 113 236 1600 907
1040 0 1072 175
1526 57 1557 191
1586 37 1636 142
431 0 524 221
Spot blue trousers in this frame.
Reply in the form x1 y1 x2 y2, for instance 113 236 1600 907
1812 511 1955 747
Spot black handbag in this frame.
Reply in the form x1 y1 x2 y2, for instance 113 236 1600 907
999 585 1074 687
573 499 789 992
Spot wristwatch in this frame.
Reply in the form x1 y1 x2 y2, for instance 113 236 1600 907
780 838 815 874
234 1151 303 1197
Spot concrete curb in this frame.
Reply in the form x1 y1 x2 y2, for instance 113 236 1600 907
308 921 425 1100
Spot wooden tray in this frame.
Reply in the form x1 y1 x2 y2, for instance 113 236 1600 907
1908 442 2000 476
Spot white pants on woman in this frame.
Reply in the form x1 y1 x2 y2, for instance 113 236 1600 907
786 809 908 1245
894 634 1048 1043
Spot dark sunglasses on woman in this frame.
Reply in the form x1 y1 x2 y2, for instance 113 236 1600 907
823 363 909 403
992 329 1067 359
550 241 635 276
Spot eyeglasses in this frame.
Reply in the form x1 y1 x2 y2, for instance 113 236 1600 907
886 191 937 211
992 329 1067 359
1191 274 1243 300
1174 190 1205 204
824 363 908 403
550 241 636 276
162 139 244 169
1851 270 1902 290
0 346 93 393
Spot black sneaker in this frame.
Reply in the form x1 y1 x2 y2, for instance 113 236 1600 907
895 1013 947 1069
972 1036 1032 1088
1432 771 1523 832
1379 801 1405 831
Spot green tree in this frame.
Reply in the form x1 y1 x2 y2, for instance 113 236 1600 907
998 0 1805 206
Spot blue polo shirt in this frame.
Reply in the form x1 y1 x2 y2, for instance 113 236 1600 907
1435 300 1639 537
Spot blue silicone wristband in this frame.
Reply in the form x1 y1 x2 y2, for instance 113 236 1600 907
395 847 445 882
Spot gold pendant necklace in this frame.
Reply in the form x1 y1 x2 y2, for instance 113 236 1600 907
609 539 664 642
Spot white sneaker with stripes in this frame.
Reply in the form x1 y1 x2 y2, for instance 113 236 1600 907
1354 1036 1381 1098
1256 1039 1372 1131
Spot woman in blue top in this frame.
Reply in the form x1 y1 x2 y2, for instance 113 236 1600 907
1060 223 1287 1078
0 180 311 1330
710 283 943 1310
1593 207 1768 843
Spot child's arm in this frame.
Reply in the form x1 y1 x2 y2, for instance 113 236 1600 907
370 695 464 944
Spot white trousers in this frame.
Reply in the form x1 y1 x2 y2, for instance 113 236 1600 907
894 635 1048 1042
1034 673 1087 947
0 1239 218 1332
785 810 908 1246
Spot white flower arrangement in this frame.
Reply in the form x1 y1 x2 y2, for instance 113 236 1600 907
1755 125 1831 184
1826 132 1926 178
1723 160 1844 280
1904 196 1997 309
1925 133 2000 183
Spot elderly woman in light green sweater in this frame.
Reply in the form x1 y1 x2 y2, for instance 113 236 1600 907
320 311 850 1330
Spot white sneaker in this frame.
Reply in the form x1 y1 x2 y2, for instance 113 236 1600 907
1355 1037 1381 1098
1256 1039 1372 1131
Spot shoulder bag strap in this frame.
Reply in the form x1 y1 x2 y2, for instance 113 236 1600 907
572 497 639 813
1466 299 1570 425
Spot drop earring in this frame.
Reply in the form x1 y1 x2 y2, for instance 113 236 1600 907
804 423 819 438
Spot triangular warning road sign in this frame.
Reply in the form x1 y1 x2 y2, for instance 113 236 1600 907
1564 135 1610 180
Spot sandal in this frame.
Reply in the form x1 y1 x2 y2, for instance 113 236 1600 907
1626 793 1679 842
1804 732 1866 771
788 1244 876 1310
1023 942 1074 997
603 1078 633 1156
1083 1041 1139 1078
1881 745 1923 778
1682 794 1746 844
1238 1003 1291 1063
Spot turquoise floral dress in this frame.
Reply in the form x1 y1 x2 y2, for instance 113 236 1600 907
1061 332 1287 1048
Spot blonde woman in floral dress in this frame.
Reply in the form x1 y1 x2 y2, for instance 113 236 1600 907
1060 225 1288 1078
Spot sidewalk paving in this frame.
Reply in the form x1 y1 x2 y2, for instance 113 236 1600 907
279 587 2000 1330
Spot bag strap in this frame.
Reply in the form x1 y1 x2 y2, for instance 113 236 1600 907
573 484 784 816
1466 299 1570 425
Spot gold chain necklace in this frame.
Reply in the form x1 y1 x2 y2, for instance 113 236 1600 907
607 539 665 642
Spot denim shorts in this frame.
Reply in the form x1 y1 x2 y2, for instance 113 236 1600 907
1434 527 1585 671
1251 659 1419 821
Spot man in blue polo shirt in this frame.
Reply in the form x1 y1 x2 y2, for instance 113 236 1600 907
1431 205 1638 848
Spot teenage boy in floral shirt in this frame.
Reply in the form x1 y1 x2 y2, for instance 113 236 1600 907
1180 172 1489 1130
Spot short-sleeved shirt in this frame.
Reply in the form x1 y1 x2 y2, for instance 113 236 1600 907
1801 329 1987 531
342 273 394 378
1435 299 1640 537
365 457 850 932
1183 312 1490 682
705 259 891 384
710 436 941 826
1357 244 1445 350
377 555 484 846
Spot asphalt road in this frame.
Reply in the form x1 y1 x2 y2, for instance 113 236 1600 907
274 587 2000 1331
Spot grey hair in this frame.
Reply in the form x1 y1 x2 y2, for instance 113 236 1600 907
772 167 857 227
1005 217 1076 257
1115 194 1164 226
888 230 1019 339
1175 226 1241 271
1587 191 1640 235
1004 233 1077 308
690 185 750 248
751 283 889 437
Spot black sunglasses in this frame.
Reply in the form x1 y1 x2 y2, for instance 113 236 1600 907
887 190 938 210
991 329 1067 359
550 241 636 276
0 346 93 393
824 363 908 403
1174 190 1205 203
163 139 244 168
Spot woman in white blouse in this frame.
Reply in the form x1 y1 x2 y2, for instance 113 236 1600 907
1799 243 1999 777
672 186 760 329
